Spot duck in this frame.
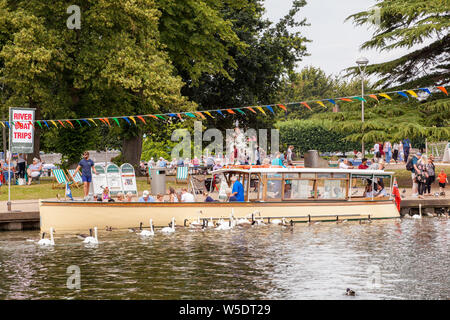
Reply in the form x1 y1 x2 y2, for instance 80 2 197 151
82 227 99 244
38 227 55 246
161 217 175 233
139 219 155 236
105 226 113 231
346 288 356 296
128 222 144 233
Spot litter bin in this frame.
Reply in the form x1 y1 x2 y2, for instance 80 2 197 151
150 168 166 195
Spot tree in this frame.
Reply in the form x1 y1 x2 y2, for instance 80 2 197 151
345 0 449 88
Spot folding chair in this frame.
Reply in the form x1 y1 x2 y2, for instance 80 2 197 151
51 169 72 189
176 166 189 184
67 169 82 188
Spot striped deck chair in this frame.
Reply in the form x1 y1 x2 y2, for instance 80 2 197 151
67 169 82 188
51 169 71 189
176 166 189 184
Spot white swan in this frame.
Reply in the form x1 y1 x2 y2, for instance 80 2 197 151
215 212 235 230
412 214 422 219
83 227 98 244
38 227 55 246
139 219 155 236
207 217 215 228
270 218 283 225
161 217 175 233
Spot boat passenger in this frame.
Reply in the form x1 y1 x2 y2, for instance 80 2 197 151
180 188 195 202
156 193 164 202
271 152 285 167
363 184 374 198
117 192 124 202
125 192 133 202
230 175 244 202
102 187 111 202
226 188 238 202
374 181 387 198
203 191 215 202
358 158 369 169
339 159 354 169
138 190 155 203
168 187 179 202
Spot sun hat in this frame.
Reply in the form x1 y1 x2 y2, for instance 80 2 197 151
143 190 149 197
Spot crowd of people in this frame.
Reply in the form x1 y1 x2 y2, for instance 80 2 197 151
370 138 413 164
0 154 45 186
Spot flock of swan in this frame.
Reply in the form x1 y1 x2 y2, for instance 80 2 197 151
32 210 294 247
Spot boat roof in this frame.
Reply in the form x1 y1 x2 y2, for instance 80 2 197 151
211 167 394 176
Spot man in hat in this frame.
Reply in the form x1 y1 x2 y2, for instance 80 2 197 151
27 157 43 185
138 190 155 202
73 151 98 201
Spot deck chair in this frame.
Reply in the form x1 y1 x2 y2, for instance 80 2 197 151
67 169 82 188
176 166 189 184
51 169 72 189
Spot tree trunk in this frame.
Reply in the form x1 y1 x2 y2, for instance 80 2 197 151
122 133 143 175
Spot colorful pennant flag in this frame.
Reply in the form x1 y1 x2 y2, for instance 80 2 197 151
353 96 367 102
57 120 66 128
185 112 196 118
266 106 275 114
196 112 206 119
379 93 392 100
75 120 82 127
246 107 257 113
51 120 58 128
112 118 120 127
406 90 418 98
301 102 311 110
66 120 74 128
316 101 326 108
235 108 246 115
339 98 353 102
226 109 235 114
104 118 111 127
204 111 215 119
368 94 379 102
277 104 287 111
122 117 131 125
129 116 137 125
256 106 266 115
436 86 448 95
0 122 4 128
419 88 431 94
216 110 225 117
43 120 50 128
137 116 146 124
156 115 166 120
88 119 97 126
397 91 409 99
327 99 336 105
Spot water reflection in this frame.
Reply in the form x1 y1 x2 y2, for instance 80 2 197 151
0 218 448 299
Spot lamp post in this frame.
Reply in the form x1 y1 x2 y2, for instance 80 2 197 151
356 57 369 157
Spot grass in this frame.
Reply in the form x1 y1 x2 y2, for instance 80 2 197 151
1 166 448 201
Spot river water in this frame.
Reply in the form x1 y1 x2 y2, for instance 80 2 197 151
0 218 448 300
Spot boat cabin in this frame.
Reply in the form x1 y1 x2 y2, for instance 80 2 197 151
211 167 394 202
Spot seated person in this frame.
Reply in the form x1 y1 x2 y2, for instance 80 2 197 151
339 159 354 169
284 183 292 199
322 186 332 199
203 191 215 202
333 187 344 198
363 184 374 198
180 188 195 202
125 192 134 202
102 187 111 202
116 192 125 202
374 181 387 197
138 190 155 202
27 158 43 185
2 159 15 183
226 188 238 202
156 193 164 202
358 158 369 169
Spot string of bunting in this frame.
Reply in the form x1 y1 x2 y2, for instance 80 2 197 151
2 85 447 129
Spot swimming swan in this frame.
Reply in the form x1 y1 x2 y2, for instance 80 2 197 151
83 227 98 244
161 218 175 233
38 227 55 246
139 219 155 236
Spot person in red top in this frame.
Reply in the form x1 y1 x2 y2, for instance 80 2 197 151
438 169 448 196
378 142 385 159
358 158 369 169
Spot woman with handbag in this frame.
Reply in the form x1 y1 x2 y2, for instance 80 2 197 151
416 155 428 198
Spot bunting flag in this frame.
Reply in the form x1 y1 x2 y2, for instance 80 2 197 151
0 122 4 128
437 86 448 95
397 91 409 99
368 94 379 102
301 102 311 110
112 118 120 127
316 101 326 108
129 116 137 125
136 116 146 124
406 90 418 98
204 111 215 119
122 117 131 125
277 104 287 111
19 85 447 130
256 106 266 115
379 93 392 100
5 121 10 128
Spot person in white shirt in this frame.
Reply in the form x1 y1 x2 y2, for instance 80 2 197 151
374 182 387 197
180 188 195 202
372 143 380 160
339 159 353 169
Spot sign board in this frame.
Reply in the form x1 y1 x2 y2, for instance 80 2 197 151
120 163 137 195
90 165 107 195
106 164 123 195
10 108 35 153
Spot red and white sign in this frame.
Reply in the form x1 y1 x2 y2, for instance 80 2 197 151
12 110 34 143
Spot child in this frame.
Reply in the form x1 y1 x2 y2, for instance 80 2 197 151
438 169 448 196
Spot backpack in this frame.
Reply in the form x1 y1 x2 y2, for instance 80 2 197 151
405 157 414 171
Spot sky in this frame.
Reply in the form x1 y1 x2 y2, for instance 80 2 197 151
263 0 421 77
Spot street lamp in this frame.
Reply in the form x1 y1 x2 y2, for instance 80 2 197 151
356 57 369 157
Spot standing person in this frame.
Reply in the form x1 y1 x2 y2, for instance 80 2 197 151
408 152 421 197
233 145 238 163
372 142 380 160
254 146 261 165
398 141 404 162
416 155 427 198
230 175 244 202
72 151 98 201
17 154 26 179
424 156 435 196
384 141 392 163
392 142 399 163
358 158 369 169
402 137 411 163
378 142 385 160
438 169 447 196
286 146 294 165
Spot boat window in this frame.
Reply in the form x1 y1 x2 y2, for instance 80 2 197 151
248 174 262 201
267 173 282 179
333 173 348 179
284 173 299 178
284 179 315 199
317 180 346 199
317 173 331 178
266 179 282 200
300 173 315 179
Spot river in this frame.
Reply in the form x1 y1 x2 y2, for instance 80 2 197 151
0 218 448 299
